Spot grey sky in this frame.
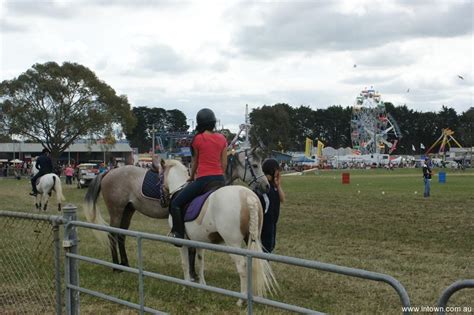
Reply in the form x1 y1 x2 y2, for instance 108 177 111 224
1 0 472 131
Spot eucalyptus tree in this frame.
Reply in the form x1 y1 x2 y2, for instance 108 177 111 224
0 62 136 158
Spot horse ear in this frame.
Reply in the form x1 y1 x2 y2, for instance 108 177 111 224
251 146 262 158
152 155 164 172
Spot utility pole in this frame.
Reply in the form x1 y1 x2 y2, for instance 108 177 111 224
151 124 156 156
243 104 250 148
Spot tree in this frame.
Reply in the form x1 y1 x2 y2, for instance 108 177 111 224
458 107 474 147
291 106 316 151
126 107 166 152
165 109 188 132
249 104 292 152
219 128 236 144
125 107 189 152
0 62 136 158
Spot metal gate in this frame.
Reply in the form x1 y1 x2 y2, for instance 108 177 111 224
1 206 472 314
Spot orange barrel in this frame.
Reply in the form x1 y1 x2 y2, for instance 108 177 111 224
342 172 350 184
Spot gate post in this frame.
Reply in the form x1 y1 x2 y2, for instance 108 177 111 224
63 204 80 315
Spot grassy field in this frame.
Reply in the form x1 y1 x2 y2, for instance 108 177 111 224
0 168 473 314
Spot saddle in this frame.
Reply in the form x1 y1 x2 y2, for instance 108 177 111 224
34 174 45 186
179 181 225 222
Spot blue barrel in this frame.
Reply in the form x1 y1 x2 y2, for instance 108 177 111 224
439 172 446 183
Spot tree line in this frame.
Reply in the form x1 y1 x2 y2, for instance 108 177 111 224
249 103 474 154
1 62 472 157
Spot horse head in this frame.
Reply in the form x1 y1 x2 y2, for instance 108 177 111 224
162 159 189 195
151 155 165 173
226 147 270 194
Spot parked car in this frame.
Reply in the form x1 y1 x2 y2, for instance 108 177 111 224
76 163 99 188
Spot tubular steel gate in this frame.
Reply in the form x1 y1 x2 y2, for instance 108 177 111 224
1 206 472 315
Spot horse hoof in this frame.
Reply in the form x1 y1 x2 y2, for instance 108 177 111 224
236 299 244 307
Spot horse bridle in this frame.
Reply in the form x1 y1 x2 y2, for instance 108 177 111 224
226 149 265 188
158 171 170 208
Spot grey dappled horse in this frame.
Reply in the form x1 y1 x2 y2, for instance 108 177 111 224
83 148 269 272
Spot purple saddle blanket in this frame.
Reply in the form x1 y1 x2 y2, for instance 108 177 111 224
183 190 215 222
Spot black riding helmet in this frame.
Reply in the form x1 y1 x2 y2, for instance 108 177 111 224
196 108 216 129
262 158 280 178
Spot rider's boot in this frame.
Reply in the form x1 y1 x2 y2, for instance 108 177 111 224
30 186 38 196
168 206 185 246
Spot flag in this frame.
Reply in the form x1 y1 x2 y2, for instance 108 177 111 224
317 140 325 157
420 143 425 149
412 144 416 151
305 138 313 157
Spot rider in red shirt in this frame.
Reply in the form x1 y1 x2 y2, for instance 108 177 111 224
168 108 227 241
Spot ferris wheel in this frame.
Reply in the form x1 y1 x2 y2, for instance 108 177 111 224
350 87 401 154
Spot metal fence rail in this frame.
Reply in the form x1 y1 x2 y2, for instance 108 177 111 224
69 216 411 314
437 280 474 315
1 208 413 314
0 211 64 315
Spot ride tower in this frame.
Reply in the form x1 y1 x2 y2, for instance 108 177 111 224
350 87 401 155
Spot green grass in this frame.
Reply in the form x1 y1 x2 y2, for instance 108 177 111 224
0 168 473 314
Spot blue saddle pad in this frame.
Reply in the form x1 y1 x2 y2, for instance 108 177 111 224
184 190 215 222
141 170 162 200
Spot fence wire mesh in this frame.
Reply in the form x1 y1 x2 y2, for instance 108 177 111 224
0 216 61 314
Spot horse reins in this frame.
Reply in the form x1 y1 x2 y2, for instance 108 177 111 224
226 149 265 188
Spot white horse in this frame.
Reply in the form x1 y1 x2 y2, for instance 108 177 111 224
34 173 65 212
164 159 278 303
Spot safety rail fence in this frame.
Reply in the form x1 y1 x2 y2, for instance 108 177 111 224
1 207 471 315
437 280 474 315
0 211 63 315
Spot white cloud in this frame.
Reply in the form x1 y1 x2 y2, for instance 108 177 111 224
0 0 472 132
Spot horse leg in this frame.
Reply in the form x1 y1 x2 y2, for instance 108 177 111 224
229 253 248 307
117 204 135 267
35 194 40 211
43 194 49 211
188 247 198 282
109 215 122 272
196 248 206 285
108 233 120 272
179 246 192 281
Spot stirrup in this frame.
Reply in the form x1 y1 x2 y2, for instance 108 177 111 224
29 192 37 196
167 231 184 247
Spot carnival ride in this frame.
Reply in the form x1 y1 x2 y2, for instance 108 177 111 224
350 87 401 155
425 128 463 156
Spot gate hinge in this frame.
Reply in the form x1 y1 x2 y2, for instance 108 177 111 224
62 240 78 248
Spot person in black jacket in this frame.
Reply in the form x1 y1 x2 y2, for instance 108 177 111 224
422 157 432 198
30 148 53 196
254 158 285 253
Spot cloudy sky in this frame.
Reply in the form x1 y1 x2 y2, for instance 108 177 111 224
1 0 472 131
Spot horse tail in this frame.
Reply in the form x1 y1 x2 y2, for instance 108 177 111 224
83 172 109 246
247 194 278 297
53 174 65 202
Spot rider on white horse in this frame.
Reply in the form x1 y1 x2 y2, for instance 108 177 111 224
30 148 53 196
168 108 228 242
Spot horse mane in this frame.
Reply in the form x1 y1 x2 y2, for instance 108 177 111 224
164 159 187 170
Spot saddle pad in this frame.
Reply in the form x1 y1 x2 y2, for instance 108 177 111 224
141 170 162 200
184 190 215 222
